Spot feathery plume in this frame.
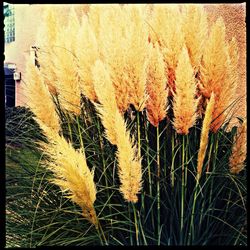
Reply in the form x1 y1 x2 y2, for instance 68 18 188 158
182 4 208 70
88 4 106 40
77 15 99 101
92 60 118 145
114 110 142 203
40 125 98 226
146 44 168 127
35 6 61 94
225 37 240 129
52 8 81 116
23 59 60 134
197 93 215 180
173 47 199 134
199 17 228 99
229 120 247 174
92 60 142 202
98 5 130 112
149 5 185 95
122 4 149 111
199 18 237 132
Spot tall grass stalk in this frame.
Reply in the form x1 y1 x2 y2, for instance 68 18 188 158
180 135 185 237
145 120 154 231
156 125 160 244
171 132 175 188
76 116 84 152
188 177 200 245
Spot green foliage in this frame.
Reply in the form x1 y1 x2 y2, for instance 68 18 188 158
5 103 247 246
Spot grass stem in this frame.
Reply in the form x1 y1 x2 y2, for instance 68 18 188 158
180 135 185 236
156 125 161 245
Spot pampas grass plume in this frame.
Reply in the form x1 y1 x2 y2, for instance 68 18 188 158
52 10 81 116
197 93 215 179
146 44 168 127
40 126 98 226
182 4 208 70
92 60 118 145
229 120 247 174
77 15 99 102
35 6 60 95
114 110 142 203
173 46 199 134
24 60 60 134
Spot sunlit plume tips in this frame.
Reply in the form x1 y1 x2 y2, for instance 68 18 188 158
149 5 185 95
35 6 60 95
92 59 142 202
115 110 142 203
92 60 118 145
97 5 130 112
53 9 81 116
40 126 98 226
199 17 228 99
209 37 238 133
77 15 99 102
197 93 215 180
122 4 149 111
182 4 208 71
24 60 60 135
173 46 199 134
229 120 247 174
146 44 168 127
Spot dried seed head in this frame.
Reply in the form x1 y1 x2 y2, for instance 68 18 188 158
197 93 215 179
146 44 168 127
92 60 118 145
182 4 208 71
229 120 247 174
40 126 98 226
24 59 60 134
173 46 199 134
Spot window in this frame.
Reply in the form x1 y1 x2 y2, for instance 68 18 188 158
4 3 15 43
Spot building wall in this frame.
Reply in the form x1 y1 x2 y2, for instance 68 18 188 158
4 4 89 106
4 4 246 122
204 3 246 124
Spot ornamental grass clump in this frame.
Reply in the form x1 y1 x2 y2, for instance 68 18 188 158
6 4 246 247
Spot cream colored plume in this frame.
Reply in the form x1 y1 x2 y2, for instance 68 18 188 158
52 7 81 116
88 4 107 40
98 5 130 112
182 4 208 70
92 60 142 202
35 6 61 94
146 44 168 127
98 4 149 112
92 60 118 145
23 59 60 134
149 4 184 70
197 93 215 180
199 18 238 132
77 15 99 101
173 47 199 134
149 4 185 95
40 126 98 226
199 17 228 99
122 4 150 111
114 110 142 203
229 120 247 174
